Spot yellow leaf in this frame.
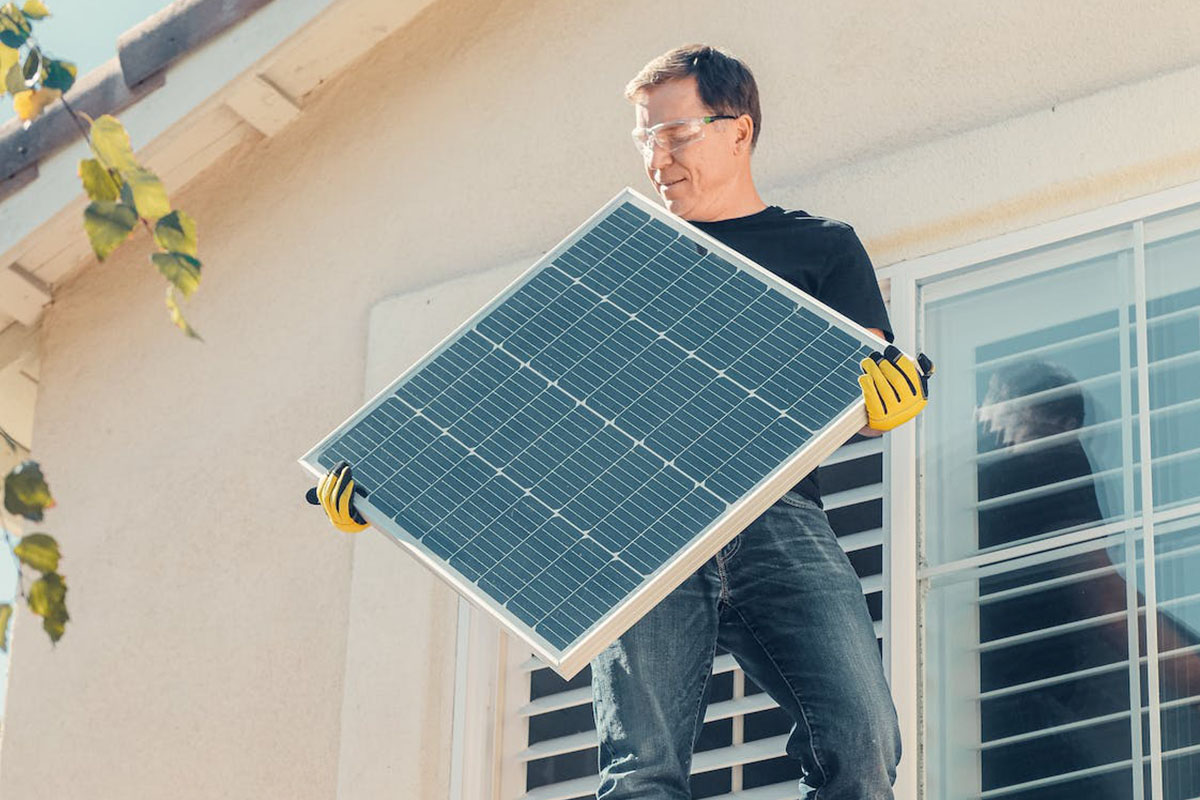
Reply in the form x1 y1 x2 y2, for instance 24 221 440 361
89 114 138 173
0 3 31 45
0 43 17 80
3 61 23 95
165 287 202 340
12 85 58 121
28 572 67 644
12 87 32 118
21 0 49 20
83 200 136 261
152 251 201 297
14 532 60 572
125 166 170 220
78 158 119 202
28 571 65 616
0 604 11 652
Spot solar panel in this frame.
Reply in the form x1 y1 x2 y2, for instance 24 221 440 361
299 187 891 678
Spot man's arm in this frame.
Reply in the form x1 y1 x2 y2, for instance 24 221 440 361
858 327 888 437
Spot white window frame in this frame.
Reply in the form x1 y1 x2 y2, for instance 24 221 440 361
880 175 1200 799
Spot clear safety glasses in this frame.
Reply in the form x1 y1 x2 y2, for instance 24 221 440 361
630 114 737 159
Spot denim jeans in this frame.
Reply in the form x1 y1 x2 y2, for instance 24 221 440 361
590 490 902 799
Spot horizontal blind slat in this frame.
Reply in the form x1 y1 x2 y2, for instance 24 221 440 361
704 780 801 800
820 436 882 466
519 694 787 762
515 735 794 800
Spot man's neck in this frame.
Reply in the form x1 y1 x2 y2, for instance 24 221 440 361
688 178 768 222
711 197 768 221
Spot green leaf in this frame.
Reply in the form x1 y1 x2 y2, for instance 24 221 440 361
20 0 48 20
89 114 138 173
124 167 170 220
118 177 134 209
4 60 22 94
165 286 202 340
3 459 54 522
28 571 67 644
0 604 11 652
153 210 197 258
41 58 73 92
153 251 201 298
83 200 136 261
0 4 31 49
78 158 118 202
14 532 59 572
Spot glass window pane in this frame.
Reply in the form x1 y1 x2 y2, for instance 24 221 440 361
1144 225 1200 514
1150 515 1200 799
922 238 1136 566
926 534 1143 798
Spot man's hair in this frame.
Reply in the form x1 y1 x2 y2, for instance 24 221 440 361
980 359 1086 444
625 44 762 150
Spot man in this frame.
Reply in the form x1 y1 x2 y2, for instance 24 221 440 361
309 43 932 800
580 44 928 800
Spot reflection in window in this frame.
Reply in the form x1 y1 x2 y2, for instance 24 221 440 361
923 211 1200 799
1151 518 1200 797
1145 228 1200 514
976 360 1105 550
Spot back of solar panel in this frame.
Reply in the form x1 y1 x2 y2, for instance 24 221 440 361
299 187 885 678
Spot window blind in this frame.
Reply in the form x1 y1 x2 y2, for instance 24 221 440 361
960 279 1200 798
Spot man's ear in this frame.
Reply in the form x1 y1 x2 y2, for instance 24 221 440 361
734 114 754 154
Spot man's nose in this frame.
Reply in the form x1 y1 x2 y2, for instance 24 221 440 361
644 140 673 170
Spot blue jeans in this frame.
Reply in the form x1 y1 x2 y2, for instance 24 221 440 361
590 490 901 799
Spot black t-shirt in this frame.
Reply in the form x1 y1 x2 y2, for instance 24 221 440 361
691 205 893 505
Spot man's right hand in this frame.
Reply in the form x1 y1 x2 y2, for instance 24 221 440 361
305 460 369 533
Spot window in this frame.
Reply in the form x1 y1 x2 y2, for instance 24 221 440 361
918 202 1200 798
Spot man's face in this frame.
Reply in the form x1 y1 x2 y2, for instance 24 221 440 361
633 77 743 221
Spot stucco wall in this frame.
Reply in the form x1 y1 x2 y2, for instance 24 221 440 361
3 0 1200 797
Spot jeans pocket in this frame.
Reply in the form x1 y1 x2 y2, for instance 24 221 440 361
778 489 821 510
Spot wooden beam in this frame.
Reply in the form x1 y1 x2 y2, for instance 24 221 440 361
223 73 300 137
0 262 52 326
0 320 36 373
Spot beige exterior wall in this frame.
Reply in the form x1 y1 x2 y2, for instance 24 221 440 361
2 0 1200 797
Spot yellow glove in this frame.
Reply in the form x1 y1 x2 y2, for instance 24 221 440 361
858 345 935 432
304 460 369 533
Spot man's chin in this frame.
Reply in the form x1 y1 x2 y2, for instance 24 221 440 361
659 192 692 217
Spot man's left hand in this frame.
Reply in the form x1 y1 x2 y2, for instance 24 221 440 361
858 345 935 432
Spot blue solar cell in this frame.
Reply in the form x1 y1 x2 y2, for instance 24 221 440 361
559 318 658 400
559 444 662 529
504 402 603 488
696 290 792 370
587 337 686 421
646 375 745 460
531 298 627 382
640 255 731 333
452 366 545 447
669 267 764 352
537 424 629 510
305 195 877 658
674 395 778 480
614 355 715 441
